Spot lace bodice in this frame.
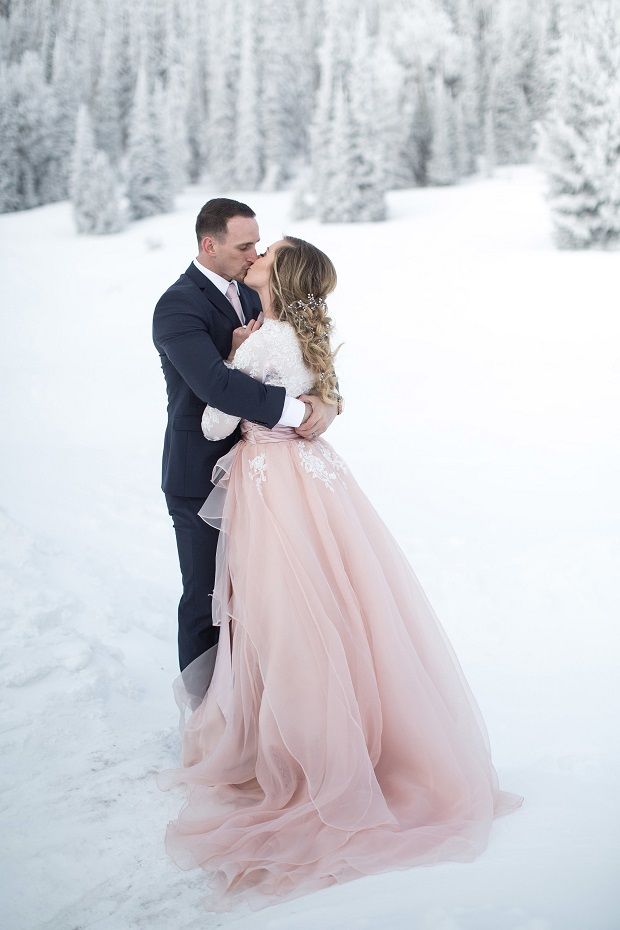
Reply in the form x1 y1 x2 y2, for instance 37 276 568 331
201 319 316 440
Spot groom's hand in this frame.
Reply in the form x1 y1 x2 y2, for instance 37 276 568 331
227 318 262 361
295 394 338 439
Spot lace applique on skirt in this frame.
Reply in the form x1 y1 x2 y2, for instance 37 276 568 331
248 453 267 494
297 440 348 491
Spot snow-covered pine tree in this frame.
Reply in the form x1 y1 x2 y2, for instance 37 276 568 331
428 66 458 185
234 3 262 190
126 66 173 220
161 0 179 83
71 107 126 235
205 0 238 190
3 0 57 67
155 1 191 193
285 0 321 211
407 64 434 186
24 0 58 80
154 75 176 197
182 4 208 184
373 40 405 190
449 0 479 176
4 50 62 210
491 1 537 166
518 0 556 131
289 0 320 207
347 13 387 220
540 0 620 249
0 62 21 212
493 55 530 165
0 15 7 63
482 74 497 176
296 0 321 154
61 0 104 104
310 0 356 210
82 150 126 234
319 28 386 228
49 30 81 201
452 93 468 178
260 0 303 189
471 0 501 173
131 0 167 88
385 0 454 189
319 81 356 222
162 62 191 193
112 3 135 152
599 72 620 247
4 0 30 63
92 5 124 165
309 8 337 209
290 166 315 221
70 103 96 228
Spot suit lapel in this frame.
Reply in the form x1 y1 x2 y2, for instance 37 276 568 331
184 263 241 328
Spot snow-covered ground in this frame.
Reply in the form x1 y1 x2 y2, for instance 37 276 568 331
1 165 618 930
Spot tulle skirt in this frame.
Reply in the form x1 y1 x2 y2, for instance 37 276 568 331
156 422 523 912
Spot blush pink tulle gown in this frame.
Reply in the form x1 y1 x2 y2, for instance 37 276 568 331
156 319 524 913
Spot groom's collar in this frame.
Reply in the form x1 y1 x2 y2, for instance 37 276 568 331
184 261 256 327
191 258 240 297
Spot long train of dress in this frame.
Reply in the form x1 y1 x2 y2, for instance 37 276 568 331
156 411 524 912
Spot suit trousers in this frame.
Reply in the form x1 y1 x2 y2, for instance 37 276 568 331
165 492 221 672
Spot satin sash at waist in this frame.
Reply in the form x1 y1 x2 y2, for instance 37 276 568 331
240 420 299 444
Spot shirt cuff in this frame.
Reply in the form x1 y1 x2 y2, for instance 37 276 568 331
277 395 306 428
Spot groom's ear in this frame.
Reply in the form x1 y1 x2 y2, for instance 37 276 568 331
199 235 217 256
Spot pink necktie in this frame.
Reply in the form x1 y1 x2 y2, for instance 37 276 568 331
226 282 245 325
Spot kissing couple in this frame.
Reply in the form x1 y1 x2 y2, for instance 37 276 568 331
152 198 523 913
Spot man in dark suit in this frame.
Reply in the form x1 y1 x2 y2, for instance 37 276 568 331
153 198 339 673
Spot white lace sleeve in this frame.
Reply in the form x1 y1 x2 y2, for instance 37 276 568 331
201 321 315 440
201 360 242 440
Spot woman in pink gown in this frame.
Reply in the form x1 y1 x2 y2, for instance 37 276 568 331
156 236 524 913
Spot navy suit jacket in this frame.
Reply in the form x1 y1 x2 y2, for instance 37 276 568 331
153 262 286 497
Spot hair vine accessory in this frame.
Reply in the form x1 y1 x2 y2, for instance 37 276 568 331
287 293 325 313
285 293 332 343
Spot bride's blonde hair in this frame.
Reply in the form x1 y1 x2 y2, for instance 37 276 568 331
270 236 340 404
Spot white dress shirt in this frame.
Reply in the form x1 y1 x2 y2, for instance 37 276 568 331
192 259 306 427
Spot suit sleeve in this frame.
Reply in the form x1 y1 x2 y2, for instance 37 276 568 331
153 292 285 428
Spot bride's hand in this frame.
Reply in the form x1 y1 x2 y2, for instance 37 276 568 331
227 318 262 361
294 394 338 439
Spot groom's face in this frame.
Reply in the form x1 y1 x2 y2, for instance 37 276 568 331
209 215 260 282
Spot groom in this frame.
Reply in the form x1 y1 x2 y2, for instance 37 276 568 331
153 198 339 673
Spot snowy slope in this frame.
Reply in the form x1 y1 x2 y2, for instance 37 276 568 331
0 166 618 929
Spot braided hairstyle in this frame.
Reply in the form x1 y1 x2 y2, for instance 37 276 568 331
270 236 341 404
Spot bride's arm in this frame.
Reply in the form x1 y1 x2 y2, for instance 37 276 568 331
201 358 244 440
201 324 267 440
201 323 318 440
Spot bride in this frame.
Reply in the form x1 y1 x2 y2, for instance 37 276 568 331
156 235 524 912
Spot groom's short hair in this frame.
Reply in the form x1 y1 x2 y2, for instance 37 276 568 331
196 198 256 244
